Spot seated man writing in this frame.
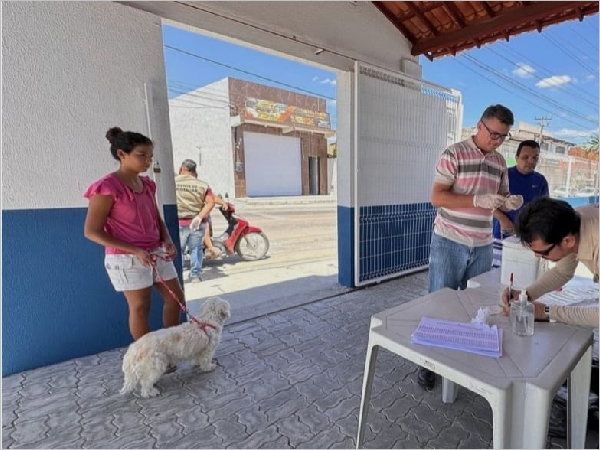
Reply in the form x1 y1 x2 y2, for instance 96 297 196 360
502 197 598 327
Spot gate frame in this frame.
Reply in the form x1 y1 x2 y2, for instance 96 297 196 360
352 61 463 287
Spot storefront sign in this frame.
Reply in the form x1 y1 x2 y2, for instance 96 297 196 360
243 98 331 130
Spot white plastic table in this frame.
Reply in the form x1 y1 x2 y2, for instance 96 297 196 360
467 267 598 291
356 287 593 449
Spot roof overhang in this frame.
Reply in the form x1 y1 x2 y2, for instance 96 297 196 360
373 1 599 60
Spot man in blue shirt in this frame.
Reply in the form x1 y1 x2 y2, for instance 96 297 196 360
493 140 549 267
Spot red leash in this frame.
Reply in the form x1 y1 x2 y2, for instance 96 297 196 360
150 255 216 333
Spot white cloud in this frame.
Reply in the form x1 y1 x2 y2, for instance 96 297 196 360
536 75 572 88
555 128 599 139
512 63 535 78
312 76 336 86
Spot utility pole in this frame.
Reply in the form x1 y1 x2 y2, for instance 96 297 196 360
535 116 552 148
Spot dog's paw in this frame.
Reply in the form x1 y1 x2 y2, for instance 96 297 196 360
198 362 217 372
140 387 160 398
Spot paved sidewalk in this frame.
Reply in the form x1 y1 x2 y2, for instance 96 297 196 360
234 195 336 207
2 272 597 449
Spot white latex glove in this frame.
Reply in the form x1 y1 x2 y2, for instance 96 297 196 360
503 195 524 211
190 216 202 231
473 194 506 209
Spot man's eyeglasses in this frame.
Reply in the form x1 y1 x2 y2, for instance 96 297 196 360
528 242 557 257
481 121 511 141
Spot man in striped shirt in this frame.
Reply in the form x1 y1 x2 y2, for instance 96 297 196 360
418 104 516 391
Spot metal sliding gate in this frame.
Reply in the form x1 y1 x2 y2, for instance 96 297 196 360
353 62 462 285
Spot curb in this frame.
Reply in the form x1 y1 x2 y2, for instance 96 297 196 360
235 195 337 207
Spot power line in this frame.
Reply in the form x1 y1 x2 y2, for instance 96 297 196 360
567 24 599 53
462 54 597 125
164 44 335 101
486 47 598 110
167 84 235 106
167 89 233 109
498 42 598 98
541 33 598 76
453 57 591 131
551 26 599 64
168 80 233 102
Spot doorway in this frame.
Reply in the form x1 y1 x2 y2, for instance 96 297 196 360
309 156 320 195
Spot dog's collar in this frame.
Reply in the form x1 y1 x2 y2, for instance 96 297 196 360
190 317 217 333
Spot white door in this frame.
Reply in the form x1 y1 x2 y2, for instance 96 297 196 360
244 132 302 197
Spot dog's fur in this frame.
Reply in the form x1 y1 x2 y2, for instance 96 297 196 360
120 297 231 398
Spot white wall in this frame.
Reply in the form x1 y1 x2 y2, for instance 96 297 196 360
125 1 417 73
2 1 174 210
335 70 355 209
2 1 178 376
169 79 235 198
327 158 337 195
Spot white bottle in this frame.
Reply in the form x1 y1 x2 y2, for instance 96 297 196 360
509 290 535 336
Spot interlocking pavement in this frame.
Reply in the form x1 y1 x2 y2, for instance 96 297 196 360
2 272 597 449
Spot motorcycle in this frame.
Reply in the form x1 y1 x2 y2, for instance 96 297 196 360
184 203 269 265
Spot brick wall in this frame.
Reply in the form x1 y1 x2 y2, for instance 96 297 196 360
229 78 329 197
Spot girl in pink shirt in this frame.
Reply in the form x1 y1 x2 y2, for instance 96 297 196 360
84 127 183 358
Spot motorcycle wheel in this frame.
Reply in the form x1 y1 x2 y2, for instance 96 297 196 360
235 232 269 261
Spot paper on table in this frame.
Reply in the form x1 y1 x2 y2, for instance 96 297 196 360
411 317 502 358
538 286 599 307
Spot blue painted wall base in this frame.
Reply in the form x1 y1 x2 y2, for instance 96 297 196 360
337 206 354 287
2 204 182 377
337 203 436 287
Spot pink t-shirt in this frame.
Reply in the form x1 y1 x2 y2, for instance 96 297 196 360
84 174 161 254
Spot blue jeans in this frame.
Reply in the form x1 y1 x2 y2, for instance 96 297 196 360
428 233 493 293
179 222 206 279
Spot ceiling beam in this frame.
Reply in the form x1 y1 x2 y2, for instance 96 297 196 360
372 1 416 42
444 2 466 28
411 1 581 56
405 1 438 36
481 1 496 18
383 2 445 23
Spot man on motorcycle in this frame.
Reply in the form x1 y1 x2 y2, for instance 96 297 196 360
175 159 215 282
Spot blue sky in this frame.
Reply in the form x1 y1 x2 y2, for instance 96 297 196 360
163 14 598 144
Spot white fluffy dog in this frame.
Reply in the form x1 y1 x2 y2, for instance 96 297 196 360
120 297 231 398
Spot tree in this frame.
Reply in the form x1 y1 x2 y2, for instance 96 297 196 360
587 133 599 154
584 134 599 188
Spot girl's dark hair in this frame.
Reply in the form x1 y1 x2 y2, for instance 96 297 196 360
106 127 153 161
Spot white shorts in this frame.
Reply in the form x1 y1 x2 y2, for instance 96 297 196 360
104 253 178 292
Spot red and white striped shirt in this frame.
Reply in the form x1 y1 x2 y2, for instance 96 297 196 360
433 137 509 247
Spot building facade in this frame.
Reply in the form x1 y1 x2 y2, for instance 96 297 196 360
170 78 334 198
461 121 579 194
